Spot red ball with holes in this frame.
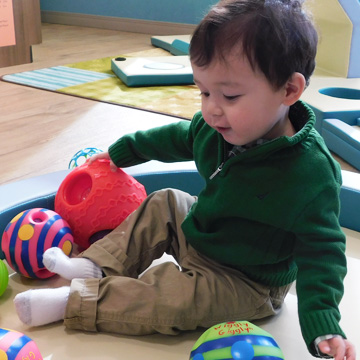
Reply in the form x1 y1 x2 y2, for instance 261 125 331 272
55 159 147 249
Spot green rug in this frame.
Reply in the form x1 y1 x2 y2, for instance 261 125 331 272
1 49 201 119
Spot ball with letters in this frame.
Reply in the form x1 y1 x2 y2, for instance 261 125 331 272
190 321 284 360
1 208 73 279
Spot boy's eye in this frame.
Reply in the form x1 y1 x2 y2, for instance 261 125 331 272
200 91 210 98
224 95 240 101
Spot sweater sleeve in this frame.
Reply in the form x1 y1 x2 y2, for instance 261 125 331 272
108 120 194 167
292 184 347 356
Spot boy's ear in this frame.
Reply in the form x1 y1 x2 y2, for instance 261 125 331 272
282 72 306 106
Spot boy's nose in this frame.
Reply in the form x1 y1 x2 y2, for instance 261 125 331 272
207 99 223 117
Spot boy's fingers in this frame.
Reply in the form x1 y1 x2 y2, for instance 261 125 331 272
87 152 109 164
344 340 356 360
109 161 118 172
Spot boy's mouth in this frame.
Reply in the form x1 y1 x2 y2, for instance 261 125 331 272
215 126 230 134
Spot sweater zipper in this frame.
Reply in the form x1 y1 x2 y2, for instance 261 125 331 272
209 141 228 180
209 162 224 179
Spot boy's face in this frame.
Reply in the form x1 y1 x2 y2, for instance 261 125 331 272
191 52 294 146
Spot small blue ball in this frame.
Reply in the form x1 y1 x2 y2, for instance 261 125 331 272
68 147 103 169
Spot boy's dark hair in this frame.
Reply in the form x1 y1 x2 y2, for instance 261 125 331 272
190 0 318 89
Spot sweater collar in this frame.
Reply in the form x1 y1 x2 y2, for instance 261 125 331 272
222 100 316 161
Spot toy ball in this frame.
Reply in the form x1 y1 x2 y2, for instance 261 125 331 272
0 260 9 297
68 147 103 169
190 321 284 360
55 159 147 249
0 328 43 360
1 208 74 279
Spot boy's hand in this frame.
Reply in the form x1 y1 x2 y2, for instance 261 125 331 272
86 151 118 172
318 337 356 360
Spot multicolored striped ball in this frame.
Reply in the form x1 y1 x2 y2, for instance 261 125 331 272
190 321 285 360
1 208 74 279
0 328 43 360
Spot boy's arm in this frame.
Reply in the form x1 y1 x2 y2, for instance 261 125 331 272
292 185 347 356
108 120 194 168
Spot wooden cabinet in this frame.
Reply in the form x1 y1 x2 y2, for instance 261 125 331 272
0 0 42 67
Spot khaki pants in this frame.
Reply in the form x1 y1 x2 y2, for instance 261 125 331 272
64 189 290 335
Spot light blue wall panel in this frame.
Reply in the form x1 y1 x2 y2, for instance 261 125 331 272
40 0 218 24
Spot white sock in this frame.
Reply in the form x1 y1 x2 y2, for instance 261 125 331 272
43 247 103 280
14 286 70 326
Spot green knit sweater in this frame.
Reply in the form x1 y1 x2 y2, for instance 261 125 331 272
108 101 347 356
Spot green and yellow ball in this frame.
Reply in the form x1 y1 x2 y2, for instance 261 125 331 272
190 321 285 360
0 260 8 297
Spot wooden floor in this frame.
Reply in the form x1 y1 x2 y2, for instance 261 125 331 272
0 23 181 186
0 23 358 186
